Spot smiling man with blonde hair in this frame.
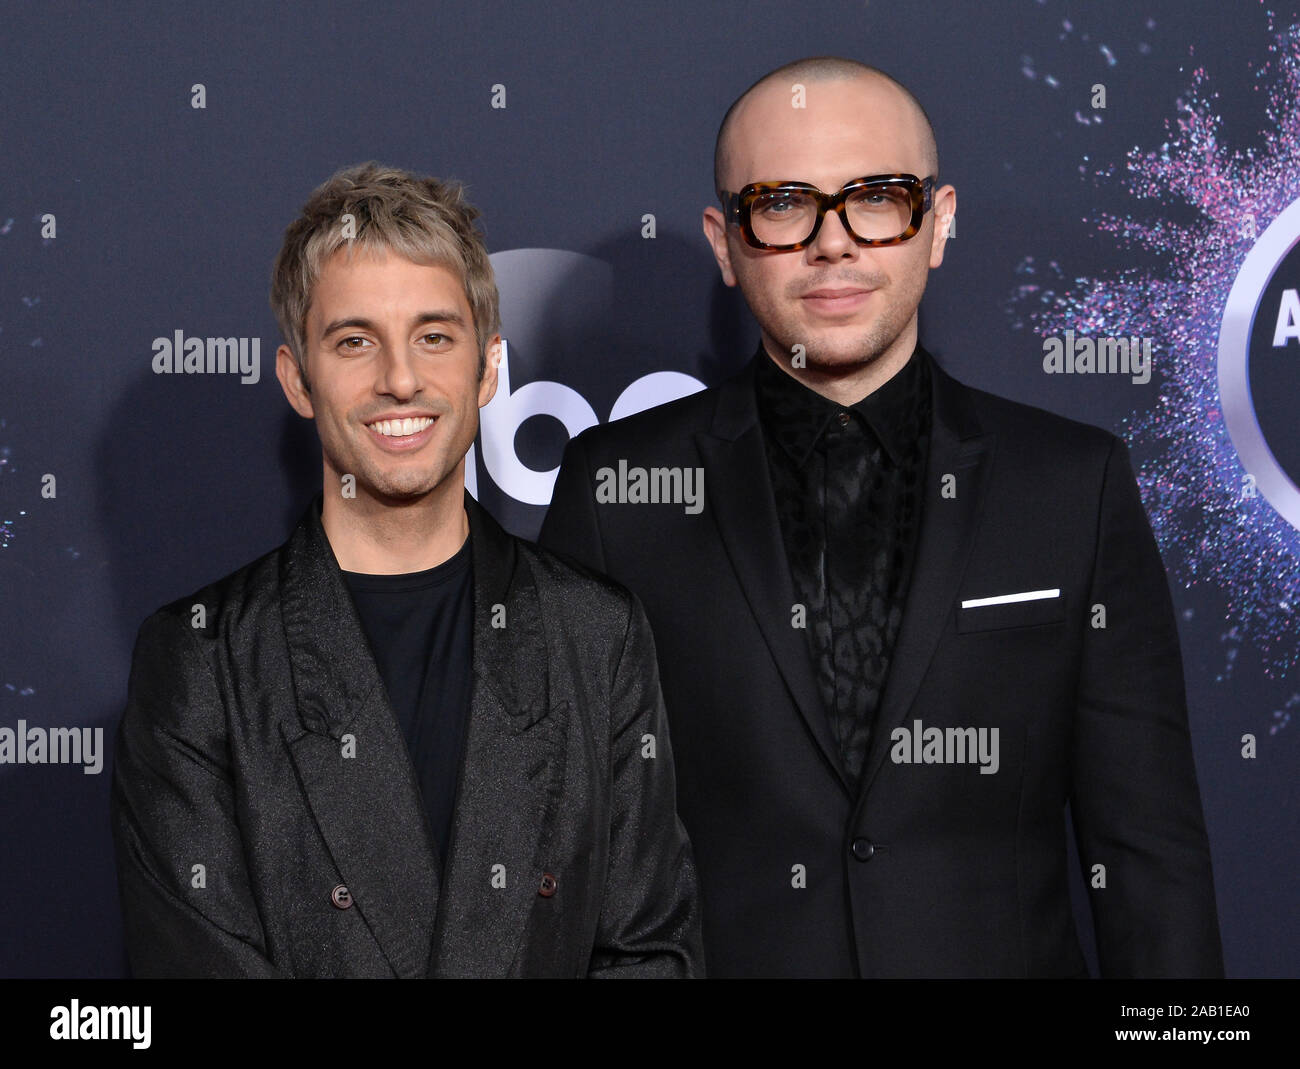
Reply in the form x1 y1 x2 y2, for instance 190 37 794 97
111 162 702 978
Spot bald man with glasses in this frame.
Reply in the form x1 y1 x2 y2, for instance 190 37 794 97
541 56 1223 979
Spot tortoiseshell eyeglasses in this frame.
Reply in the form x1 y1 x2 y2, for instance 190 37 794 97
719 173 937 250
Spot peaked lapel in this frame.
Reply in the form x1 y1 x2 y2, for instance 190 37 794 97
278 491 562 979
427 492 565 977
278 494 442 979
696 357 853 796
855 355 993 803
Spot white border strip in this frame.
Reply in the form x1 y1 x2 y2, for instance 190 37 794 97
961 588 1060 609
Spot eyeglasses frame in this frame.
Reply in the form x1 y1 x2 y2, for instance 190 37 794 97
718 173 937 251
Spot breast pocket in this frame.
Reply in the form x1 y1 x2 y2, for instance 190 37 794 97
956 588 1066 633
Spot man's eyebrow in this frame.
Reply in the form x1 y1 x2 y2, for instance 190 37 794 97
321 310 468 336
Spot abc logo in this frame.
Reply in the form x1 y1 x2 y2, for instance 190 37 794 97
468 249 704 511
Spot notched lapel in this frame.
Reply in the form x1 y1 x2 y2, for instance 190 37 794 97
696 361 852 795
428 688 567 977
858 362 994 802
427 494 566 977
279 496 441 978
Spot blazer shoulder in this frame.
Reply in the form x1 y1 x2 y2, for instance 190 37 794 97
959 379 1121 462
516 537 640 633
136 540 284 646
566 380 724 458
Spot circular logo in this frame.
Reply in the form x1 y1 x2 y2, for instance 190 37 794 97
1218 197 1300 530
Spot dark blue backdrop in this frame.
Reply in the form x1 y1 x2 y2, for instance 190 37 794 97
1 0 1296 977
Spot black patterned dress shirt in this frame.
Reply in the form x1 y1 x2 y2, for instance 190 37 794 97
755 345 932 787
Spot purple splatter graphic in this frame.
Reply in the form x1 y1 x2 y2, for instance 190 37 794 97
1013 11 1300 685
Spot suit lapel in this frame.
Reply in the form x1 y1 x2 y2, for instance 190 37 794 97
427 493 563 977
278 494 441 978
279 492 562 978
856 356 993 802
696 358 853 795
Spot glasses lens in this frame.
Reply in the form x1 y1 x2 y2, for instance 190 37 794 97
748 189 819 246
845 183 915 241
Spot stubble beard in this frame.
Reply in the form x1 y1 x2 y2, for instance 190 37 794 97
754 292 915 375
320 415 460 505
739 258 925 375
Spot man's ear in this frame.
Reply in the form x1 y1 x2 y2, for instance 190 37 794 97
929 184 957 269
479 334 502 408
276 344 315 419
702 206 738 287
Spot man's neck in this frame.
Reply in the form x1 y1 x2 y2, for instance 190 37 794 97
320 471 468 575
762 326 917 407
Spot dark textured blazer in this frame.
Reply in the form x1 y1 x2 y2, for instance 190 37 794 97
539 347 1224 978
111 491 702 977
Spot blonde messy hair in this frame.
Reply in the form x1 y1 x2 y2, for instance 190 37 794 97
270 161 500 385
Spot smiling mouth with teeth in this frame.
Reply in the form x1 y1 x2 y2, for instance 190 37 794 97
366 416 437 438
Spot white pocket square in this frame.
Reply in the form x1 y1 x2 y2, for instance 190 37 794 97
961 588 1061 609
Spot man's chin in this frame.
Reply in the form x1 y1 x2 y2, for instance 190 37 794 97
370 476 445 502
765 320 888 368
332 465 448 505
791 340 888 372
809 349 882 369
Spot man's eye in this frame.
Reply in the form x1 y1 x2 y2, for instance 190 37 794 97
339 336 369 350
755 195 796 215
853 188 907 208
422 332 450 345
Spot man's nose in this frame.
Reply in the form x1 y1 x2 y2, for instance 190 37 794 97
377 344 420 397
808 207 859 260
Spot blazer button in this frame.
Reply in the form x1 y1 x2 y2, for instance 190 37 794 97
331 884 354 909
538 872 558 897
850 838 875 862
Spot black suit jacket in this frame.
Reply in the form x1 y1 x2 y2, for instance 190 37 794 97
539 347 1224 978
111 492 702 977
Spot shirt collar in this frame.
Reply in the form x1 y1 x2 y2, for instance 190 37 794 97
755 343 929 467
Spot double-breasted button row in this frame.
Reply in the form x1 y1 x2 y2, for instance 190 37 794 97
330 873 559 907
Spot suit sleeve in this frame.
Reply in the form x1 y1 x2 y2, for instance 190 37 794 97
1070 436 1224 977
587 592 705 977
111 611 286 978
539 432 608 574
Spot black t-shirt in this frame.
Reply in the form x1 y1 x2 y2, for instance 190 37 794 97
341 536 473 875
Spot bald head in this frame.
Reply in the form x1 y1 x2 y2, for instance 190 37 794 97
713 57 939 196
